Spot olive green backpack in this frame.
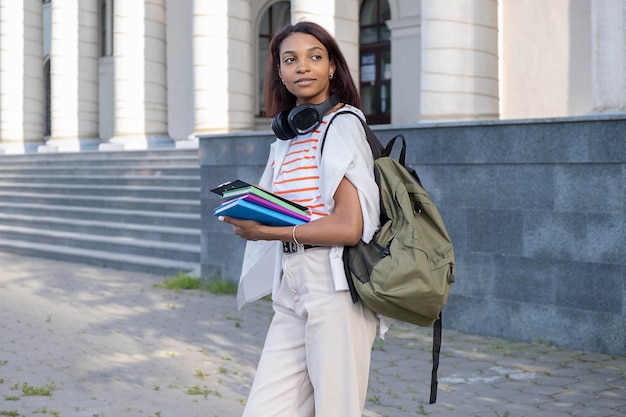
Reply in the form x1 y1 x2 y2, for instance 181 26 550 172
322 111 456 404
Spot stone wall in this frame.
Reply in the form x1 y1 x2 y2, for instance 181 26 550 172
199 114 626 356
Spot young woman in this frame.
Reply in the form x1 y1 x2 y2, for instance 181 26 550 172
220 21 381 417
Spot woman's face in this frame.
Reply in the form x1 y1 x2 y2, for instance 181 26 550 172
278 32 336 106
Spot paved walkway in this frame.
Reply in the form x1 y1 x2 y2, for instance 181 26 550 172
0 251 624 417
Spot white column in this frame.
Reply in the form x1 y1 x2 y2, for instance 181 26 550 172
43 0 100 152
192 0 253 134
101 0 171 150
166 0 195 145
591 0 626 112
420 0 499 121
291 0 360 85
0 0 44 154
144 0 168 137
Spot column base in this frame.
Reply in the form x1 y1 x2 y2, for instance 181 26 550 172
174 134 199 149
0 141 43 155
98 135 175 151
38 138 101 153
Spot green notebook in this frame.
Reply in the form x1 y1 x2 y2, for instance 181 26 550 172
211 180 309 217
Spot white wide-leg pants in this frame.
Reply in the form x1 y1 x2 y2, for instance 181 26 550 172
242 247 378 417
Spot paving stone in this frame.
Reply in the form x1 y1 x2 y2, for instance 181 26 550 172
0 251 624 417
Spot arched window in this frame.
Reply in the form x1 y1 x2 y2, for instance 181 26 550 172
257 1 290 116
360 0 391 124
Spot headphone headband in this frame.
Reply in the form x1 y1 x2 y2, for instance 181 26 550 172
272 93 340 140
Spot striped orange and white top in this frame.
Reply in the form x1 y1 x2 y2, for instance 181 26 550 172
272 122 329 221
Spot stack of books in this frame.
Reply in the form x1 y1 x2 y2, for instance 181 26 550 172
211 180 310 226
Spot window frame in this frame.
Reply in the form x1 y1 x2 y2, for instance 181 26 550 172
359 0 391 125
256 1 290 117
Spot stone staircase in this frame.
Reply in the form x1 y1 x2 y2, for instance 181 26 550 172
0 148 201 277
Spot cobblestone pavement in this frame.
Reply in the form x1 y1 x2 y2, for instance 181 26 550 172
1 252 624 417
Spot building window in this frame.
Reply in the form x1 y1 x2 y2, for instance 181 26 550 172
44 59 51 137
360 0 391 124
100 0 114 57
257 1 290 117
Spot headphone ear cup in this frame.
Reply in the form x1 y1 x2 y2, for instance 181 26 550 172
271 112 296 140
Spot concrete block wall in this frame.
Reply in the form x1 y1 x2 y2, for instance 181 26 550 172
199 114 626 356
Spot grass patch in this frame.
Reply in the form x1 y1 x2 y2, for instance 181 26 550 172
20 382 55 396
156 271 237 295
204 279 237 295
158 273 201 290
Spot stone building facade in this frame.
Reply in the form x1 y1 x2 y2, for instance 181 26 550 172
0 0 624 154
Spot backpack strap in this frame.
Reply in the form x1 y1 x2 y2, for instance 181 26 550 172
320 110 380 304
320 110 384 159
320 109 386 224
430 314 443 404
381 133 424 188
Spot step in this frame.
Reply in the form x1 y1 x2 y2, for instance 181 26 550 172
0 174 201 188
0 224 199 262
0 147 197 157
0 148 198 163
0 238 197 277
0 167 200 176
0 191 200 213
0 214 200 245
0 148 203 275
0 183 199 200
0 158 198 169
0 202 199 228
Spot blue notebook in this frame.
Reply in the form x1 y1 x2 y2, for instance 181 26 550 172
214 198 308 226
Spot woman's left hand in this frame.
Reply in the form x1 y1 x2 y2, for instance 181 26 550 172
219 216 275 241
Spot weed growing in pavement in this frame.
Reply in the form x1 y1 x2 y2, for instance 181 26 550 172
0 411 20 416
26 382 55 396
156 271 237 295
372 338 386 351
35 407 61 416
204 278 238 294
222 313 242 327
11 382 55 396
385 388 399 399
186 385 210 398
368 394 381 404
157 272 202 291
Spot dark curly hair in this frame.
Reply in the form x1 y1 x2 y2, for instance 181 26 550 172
264 21 361 117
